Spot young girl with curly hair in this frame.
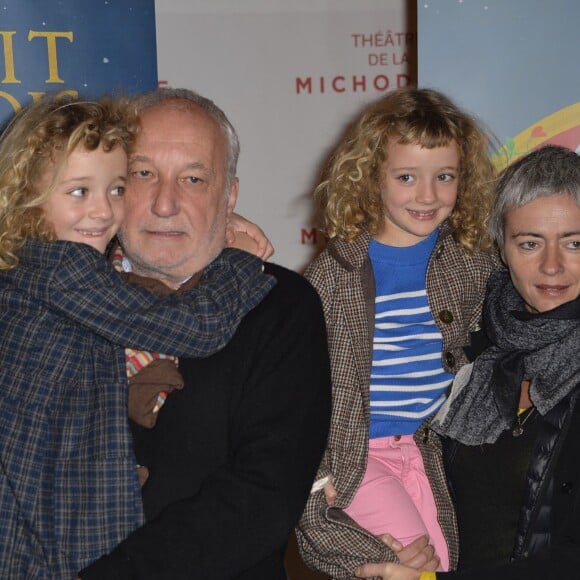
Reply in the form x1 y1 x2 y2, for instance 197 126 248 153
297 87 498 579
0 96 273 578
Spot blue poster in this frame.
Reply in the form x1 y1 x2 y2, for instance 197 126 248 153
418 0 579 167
0 0 157 124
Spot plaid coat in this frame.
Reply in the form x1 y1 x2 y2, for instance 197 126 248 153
0 240 273 579
296 225 497 579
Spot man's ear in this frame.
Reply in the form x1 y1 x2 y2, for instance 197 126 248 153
227 177 239 217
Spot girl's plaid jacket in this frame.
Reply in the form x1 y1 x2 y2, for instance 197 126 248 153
0 240 273 578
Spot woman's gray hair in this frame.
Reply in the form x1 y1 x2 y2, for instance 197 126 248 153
132 88 240 193
489 145 580 249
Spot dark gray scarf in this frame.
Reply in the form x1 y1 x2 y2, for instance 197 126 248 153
431 268 580 445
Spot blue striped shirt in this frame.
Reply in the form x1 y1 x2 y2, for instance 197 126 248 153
368 231 453 438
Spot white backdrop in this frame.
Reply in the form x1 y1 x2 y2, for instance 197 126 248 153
154 0 414 272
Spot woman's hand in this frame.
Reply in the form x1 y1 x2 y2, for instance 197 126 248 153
379 534 439 570
355 562 422 579
226 213 274 260
355 535 438 579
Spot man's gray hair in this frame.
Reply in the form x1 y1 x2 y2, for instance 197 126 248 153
132 88 240 192
489 145 580 249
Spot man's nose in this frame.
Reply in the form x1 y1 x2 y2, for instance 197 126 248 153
151 179 180 217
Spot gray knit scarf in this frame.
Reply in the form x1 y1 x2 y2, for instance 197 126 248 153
431 268 580 445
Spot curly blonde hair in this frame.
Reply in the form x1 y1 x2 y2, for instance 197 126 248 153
317 87 497 253
0 96 138 269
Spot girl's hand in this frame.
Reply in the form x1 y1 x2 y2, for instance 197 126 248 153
355 562 421 580
226 213 274 260
228 232 261 256
324 481 337 506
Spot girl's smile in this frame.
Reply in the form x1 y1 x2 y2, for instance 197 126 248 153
375 141 459 247
40 144 127 253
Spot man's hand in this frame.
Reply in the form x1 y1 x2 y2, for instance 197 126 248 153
226 213 274 260
380 534 439 571
355 562 422 579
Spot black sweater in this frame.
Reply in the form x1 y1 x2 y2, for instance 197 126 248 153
81 263 332 579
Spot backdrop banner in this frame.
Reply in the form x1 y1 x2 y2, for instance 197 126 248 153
0 0 157 126
418 0 579 169
155 0 415 271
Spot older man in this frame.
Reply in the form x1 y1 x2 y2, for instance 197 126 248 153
79 89 331 579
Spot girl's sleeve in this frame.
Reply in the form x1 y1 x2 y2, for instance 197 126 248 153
298 256 398 579
296 460 398 579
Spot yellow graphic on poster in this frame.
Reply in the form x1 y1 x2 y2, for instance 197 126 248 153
493 102 580 170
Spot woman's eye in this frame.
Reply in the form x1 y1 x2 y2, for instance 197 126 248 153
438 173 455 182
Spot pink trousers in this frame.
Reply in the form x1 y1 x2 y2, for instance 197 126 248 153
343 435 449 571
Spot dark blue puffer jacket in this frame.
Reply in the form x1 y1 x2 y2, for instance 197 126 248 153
441 387 580 579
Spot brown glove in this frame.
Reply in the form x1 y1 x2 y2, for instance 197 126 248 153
128 359 184 428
